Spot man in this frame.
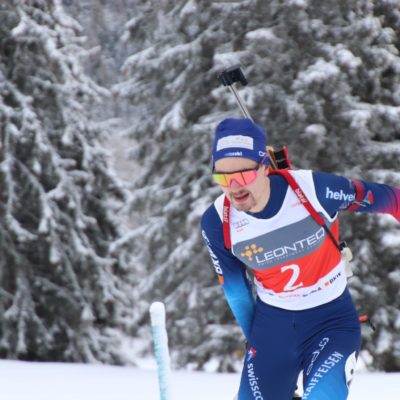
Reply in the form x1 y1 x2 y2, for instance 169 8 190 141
201 118 400 400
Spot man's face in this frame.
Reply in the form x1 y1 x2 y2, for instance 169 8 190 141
214 157 269 212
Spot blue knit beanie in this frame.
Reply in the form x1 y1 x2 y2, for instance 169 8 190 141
212 118 269 166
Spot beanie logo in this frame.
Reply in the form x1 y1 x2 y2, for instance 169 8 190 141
224 151 243 157
216 135 254 151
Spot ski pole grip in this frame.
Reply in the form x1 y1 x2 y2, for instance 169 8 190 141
217 64 248 87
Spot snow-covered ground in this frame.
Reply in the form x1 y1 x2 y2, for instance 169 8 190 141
0 359 398 400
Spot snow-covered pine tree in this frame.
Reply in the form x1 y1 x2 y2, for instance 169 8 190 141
112 0 254 371
61 0 138 88
0 0 130 363
115 0 400 371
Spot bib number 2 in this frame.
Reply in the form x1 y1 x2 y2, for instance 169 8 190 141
281 264 303 291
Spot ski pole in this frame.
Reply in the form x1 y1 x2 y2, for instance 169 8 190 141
359 314 376 331
217 64 254 121
150 302 173 400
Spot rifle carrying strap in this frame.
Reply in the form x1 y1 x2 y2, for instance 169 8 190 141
269 169 343 251
222 169 343 252
222 195 232 250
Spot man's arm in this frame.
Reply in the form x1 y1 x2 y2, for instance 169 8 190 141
313 171 400 222
201 205 255 340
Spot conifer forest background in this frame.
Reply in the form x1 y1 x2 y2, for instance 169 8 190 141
1 0 400 373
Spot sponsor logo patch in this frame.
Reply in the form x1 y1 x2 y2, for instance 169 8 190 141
239 227 325 266
247 362 264 400
326 187 355 203
223 151 243 157
202 230 224 282
233 218 250 230
217 135 254 151
303 351 344 399
241 244 264 262
247 346 256 362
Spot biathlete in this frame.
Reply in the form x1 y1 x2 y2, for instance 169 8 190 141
201 118 400 399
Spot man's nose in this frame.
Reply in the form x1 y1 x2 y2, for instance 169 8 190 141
229 178 243 189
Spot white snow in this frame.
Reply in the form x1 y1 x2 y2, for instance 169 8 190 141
245 28 278 43
293 59 340 88
179 0 197 18
157 102 185 133
334 48 362 70
287 0 308 7
0 359 398 400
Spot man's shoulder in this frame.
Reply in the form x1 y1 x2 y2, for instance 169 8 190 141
201 194 225 231
281 169 316 189
289 169 314 179
201 203 218 224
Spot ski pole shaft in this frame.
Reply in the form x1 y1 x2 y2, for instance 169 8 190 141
359 314 376 331
150 302 173 400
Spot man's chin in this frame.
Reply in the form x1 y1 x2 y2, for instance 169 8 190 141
231 198 254 212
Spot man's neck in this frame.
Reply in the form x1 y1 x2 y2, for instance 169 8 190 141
249 177 271 213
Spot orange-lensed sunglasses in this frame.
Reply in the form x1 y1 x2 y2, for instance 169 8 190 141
212 157 268 187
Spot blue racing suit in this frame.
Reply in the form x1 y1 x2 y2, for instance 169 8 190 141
201 171 400 400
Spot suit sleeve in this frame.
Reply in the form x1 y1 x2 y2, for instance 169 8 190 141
313 171 400 222
201 205 255 340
